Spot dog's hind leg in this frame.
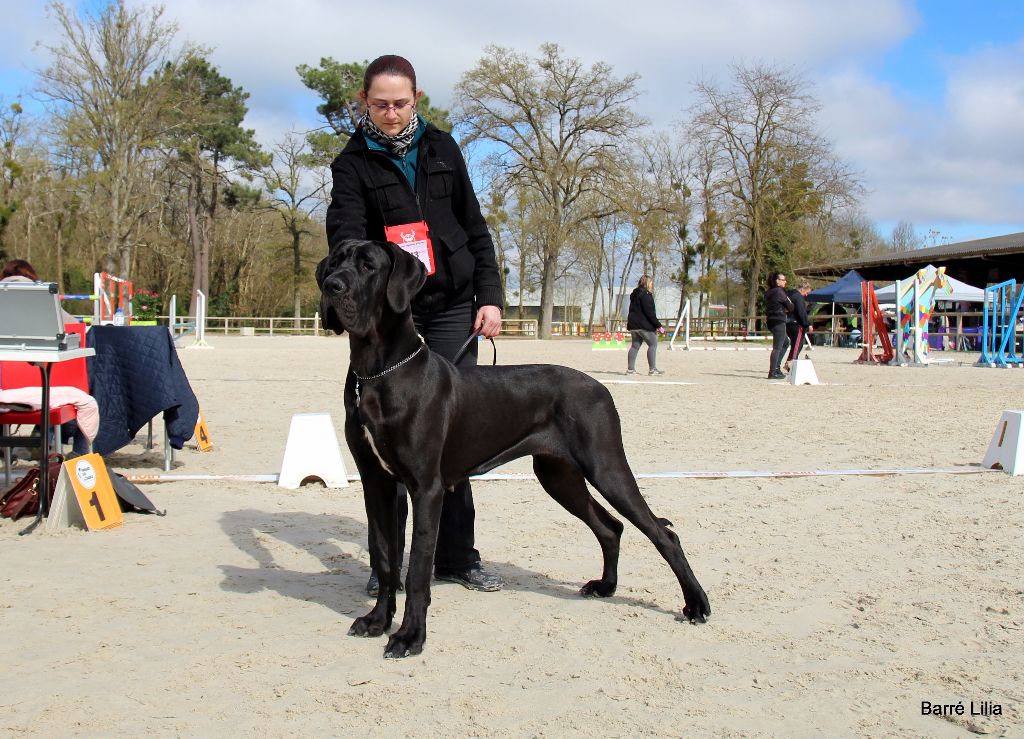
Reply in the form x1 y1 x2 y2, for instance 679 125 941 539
580 453 711 623
533 455 624 597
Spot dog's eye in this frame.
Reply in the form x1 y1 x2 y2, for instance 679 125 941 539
359 261 374 273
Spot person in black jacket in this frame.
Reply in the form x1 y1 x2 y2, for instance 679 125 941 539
765 272 794 379
325 55 503 596
784 278 813 371
626 275 666 375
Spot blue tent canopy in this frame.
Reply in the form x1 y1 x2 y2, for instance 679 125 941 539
806 269 866 304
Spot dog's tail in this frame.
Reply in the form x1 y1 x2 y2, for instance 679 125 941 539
656 517 674 528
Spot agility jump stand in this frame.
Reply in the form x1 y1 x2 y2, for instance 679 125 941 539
667 300 691 350
977 280 1024 368
856 281 895 364
667 299 769 351
185 290 211 349
169 291 212 349
890 266 948 366
93 272 133 325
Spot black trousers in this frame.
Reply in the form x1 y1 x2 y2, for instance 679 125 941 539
380 300 481 572
768 321 789 374
786 323 805 361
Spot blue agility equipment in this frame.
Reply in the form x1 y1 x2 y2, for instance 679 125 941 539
978 280 1024 368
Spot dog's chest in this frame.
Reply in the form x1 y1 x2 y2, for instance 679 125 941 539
361 423 398 475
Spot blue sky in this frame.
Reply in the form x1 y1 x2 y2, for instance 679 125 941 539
2 0 1022 246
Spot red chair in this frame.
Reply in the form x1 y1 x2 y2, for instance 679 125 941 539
1 323 89 485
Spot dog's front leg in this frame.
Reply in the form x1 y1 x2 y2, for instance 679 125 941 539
383 479 444 659
349 471 401 638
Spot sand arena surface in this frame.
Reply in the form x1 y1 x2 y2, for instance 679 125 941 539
1 335 1021 736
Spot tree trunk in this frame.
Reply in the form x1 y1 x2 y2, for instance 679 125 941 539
187 171 208 318
587 275 600 334
745 219 763 333
293 226 302 329
538 252 558 339
517 254 526 320
55 214 64 294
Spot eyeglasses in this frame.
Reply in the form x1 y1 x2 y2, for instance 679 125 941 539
368 101 414 113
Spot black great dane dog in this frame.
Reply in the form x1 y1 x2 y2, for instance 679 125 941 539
316 239 710 658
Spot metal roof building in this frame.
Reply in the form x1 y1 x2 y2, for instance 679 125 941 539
797 231 1024 286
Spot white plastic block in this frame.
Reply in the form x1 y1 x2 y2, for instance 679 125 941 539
278 412 349 489
788 359 820 386
983 411 1024 475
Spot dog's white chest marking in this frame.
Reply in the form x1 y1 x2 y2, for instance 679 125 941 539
362 425 396 475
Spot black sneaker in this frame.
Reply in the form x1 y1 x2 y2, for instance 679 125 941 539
768 370 787 379
365 570 403 597
434 564 504 592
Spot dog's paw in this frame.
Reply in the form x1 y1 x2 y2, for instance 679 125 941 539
348 614 389 638
579 579 617 597
680 587 711 624
383 627 425 659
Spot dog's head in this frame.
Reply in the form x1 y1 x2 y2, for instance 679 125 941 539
316 239 427 336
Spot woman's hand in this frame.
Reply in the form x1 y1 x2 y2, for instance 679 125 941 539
474 305 503 339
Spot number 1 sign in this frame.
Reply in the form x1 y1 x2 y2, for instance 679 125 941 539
45 454 123 532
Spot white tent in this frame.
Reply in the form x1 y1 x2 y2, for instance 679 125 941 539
874 271 985 303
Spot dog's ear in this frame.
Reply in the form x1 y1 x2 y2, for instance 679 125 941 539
316 251 344 334
315 254 331 289
383 241 427 313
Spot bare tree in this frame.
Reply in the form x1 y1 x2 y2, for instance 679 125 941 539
688 62 859 328
260 133 327 325
36 1 186 277
453 43 644 338
890 220 922 251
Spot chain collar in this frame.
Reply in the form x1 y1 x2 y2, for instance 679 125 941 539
353 343 425 405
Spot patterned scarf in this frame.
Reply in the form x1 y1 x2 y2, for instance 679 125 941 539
359 111 421 158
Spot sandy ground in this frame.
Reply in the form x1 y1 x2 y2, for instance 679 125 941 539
1 334 1022 737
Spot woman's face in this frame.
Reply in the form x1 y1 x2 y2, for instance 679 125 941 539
361 74 421 136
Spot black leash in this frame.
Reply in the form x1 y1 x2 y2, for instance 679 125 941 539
453 328 497 366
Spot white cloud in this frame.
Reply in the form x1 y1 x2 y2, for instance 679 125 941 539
131 0 916 130
942 38 1024 161
8 0 1022 236
815 36 1024 231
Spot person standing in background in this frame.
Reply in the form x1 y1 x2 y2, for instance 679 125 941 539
765 272 793 379
784 278 813 372
626 275 666 376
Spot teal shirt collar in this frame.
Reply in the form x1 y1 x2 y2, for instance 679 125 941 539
364 116 427 187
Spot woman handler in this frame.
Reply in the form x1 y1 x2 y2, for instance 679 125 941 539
325 55 504 596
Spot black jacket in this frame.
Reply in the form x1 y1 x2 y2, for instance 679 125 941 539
765 286 793 326
626 288 662 331
786 289 811 329
325 123 503 315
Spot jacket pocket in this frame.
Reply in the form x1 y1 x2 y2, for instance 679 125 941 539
428 172 453 200
434 223 468 253
368 170 406 212
426 159 454 200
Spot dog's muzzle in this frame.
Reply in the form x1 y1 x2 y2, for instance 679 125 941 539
320 271 356 334
322 273 347 296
